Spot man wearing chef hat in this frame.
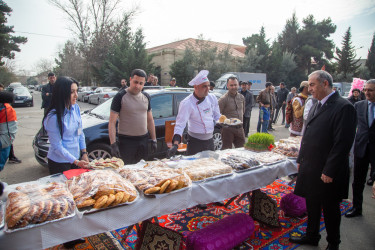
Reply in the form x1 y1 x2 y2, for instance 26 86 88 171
167 70 221 157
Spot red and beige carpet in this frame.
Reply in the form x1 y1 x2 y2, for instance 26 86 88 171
47 179 352 250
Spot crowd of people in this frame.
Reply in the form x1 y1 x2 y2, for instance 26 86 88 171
0 68 374 250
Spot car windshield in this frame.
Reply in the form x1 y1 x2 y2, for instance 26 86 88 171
13 87 30 95
90 98 112 120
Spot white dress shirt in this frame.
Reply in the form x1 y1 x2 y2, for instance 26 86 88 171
174 93 221 139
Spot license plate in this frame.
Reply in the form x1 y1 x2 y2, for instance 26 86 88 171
14 100 23 103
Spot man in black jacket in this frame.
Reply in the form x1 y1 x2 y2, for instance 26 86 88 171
41 72 56 115
345 79 375 218
273 82 289 125
240 81 253 137
289 70 357 250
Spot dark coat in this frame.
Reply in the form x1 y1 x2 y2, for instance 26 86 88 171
240 90 253 117
295 92 357 200
353 100 375 158
41 83 54 109
276 87 289 105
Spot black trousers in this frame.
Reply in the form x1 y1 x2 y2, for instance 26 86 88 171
186 135 214 156
274 103 286 123
352 145 375 210
243 115 251 137
268 109 275 129
118 134 148 164
48 158 78 175
306 195 342 246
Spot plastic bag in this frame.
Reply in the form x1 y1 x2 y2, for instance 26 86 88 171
118 166 192 195
66 170 138 210
5 181 75 231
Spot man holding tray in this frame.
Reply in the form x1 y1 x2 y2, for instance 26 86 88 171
167 70 221 157
219 76 245 149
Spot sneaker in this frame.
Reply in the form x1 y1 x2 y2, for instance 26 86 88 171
281 122 285 125
8 157 22 164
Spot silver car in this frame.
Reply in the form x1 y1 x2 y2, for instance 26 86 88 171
77 86 95 102
88 87 119 105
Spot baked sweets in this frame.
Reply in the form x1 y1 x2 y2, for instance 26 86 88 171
219 115 227 123
88 157 124 169
118 166 191 195
5 182 75 230
273 137 301 158
66 170 137 210
178 158 233 181
221 155 261 171
250 152 287 164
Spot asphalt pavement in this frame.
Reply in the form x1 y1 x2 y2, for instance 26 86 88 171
0 91 374 249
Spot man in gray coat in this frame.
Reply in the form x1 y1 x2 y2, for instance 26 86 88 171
345 79 375 218
289 70 357 250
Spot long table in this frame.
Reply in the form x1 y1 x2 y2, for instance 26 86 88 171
0 158 297 249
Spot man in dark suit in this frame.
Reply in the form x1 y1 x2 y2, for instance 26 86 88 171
345 79 375 218
41 72 56 115
289 70 357 250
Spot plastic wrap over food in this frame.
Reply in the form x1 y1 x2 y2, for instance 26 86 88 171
66 170 138 211
273 142 299 158
118 166 192 195
88 157 124 169
220 154 261 171
177 158 233 182
5 181 75 232
250 151 287 165
274 137 301 158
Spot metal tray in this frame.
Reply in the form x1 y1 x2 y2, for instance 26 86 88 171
82 193 139 215
193 172 233 183
235 165 263 173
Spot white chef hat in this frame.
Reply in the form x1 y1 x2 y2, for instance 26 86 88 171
188 70 209 86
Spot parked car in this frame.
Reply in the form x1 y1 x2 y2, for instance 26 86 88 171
77 86 95 102
33 88 223 167
9 86 34 107
88 87 119 105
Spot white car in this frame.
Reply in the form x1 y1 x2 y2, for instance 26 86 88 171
88 87 119 105
78 86 95 102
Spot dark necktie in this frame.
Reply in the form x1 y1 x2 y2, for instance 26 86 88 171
314 102 322 116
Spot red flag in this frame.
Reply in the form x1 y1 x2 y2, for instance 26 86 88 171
321 65 326 71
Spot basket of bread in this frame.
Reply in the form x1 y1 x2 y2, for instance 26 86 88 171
66 170 138 213
118 166 192 196
4 181 75 232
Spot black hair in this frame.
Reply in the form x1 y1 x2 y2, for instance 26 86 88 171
352 88 360 93
131 69 147 79
48 72 55 77
210 81 215 87
280 82 285 86
0 83 4 88
43 76 79 139
226 76 238 83
265 82 273 88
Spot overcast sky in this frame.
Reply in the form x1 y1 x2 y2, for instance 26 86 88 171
6 0 375 75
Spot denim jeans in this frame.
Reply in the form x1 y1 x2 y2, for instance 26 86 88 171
261 120 269 133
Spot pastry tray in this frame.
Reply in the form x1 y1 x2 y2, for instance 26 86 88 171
193 172 233 183
5 210 75 233
81 193 139 215
262 159 286 166
143 186 191 198
235 165 263 173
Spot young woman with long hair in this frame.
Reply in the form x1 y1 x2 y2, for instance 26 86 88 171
43 76 88 174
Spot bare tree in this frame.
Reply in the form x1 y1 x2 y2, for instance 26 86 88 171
34 58 55 75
